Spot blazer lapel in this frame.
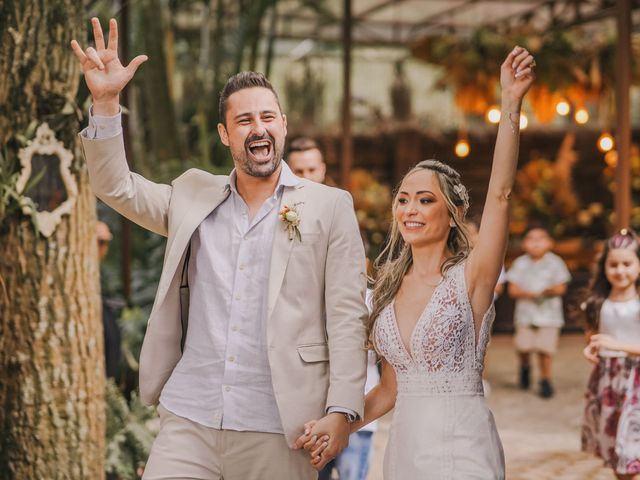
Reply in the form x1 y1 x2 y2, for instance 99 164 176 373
267 184 306 319
156 180 230 302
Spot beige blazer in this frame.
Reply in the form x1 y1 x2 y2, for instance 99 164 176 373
80 133 368 444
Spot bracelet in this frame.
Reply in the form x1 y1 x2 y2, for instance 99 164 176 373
504 111 520 135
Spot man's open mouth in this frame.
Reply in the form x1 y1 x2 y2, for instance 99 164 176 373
247 138 273 162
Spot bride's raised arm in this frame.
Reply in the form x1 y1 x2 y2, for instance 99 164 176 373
466 46 535 314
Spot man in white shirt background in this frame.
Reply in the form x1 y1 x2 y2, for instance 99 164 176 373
72 17 367 479
287 137 334 186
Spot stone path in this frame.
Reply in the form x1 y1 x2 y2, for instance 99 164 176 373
365 334 616 479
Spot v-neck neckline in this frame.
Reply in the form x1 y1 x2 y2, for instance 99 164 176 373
390 276 446 363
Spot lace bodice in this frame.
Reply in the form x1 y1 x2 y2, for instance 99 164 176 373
374 262 494 395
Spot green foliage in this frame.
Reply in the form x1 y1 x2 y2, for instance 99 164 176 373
118 307 148 373
105 379 158 480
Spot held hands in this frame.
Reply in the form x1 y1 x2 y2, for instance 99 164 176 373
500 46 535 105
70 18 148 114
293 414 350 470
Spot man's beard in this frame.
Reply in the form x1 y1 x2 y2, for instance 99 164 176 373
233 133 284 178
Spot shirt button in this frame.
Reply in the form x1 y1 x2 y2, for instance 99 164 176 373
239 263 245 270
228 356 235 362
232 326 238 332
235 295 241 300
225 386 231 392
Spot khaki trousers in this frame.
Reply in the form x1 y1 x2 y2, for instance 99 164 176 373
142 405 317 480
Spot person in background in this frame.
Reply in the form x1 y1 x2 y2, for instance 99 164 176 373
96 220 122 380
287 137 336 186
580 229 640 479
507 223 571 398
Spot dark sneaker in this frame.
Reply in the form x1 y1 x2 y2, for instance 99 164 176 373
540 379 554 399
519 366 530 390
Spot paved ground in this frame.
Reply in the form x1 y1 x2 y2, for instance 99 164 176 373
365 333 616 480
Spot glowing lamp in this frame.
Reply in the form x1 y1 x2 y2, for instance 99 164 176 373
454 139 470 158
519 113 528 130
597 133 614 153
575 108 589 124
486 107 501 124
556 101 570 116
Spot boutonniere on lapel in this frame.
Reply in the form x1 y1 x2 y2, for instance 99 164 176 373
279 202 303 241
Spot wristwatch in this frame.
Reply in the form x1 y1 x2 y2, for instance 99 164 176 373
340 412 356 423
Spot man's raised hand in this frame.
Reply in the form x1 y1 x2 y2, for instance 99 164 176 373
70 18 148 115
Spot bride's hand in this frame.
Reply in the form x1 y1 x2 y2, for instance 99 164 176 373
500 46 535 103
292 420 326 450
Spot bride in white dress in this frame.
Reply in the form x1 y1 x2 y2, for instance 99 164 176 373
298 46 535 479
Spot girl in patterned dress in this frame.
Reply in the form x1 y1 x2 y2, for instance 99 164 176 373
581 229 640 479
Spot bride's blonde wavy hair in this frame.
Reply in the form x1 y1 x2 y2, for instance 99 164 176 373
368 160 471 350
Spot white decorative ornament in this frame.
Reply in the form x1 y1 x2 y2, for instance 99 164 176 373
15 123 78 237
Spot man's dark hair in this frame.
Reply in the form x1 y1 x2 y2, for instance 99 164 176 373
288 137 320 155
523 221 552 238
218 71 281 125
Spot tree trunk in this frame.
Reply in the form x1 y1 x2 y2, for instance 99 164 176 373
138 0 184 164
0 2 105 479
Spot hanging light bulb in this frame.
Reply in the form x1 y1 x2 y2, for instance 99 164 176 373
519 113 529 130
454 138 470 158
486 106 501 124
556 101 570 116
575 108 589 124
597 132 615 153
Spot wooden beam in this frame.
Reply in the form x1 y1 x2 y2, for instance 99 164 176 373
341 0 353 189
615 0 632 229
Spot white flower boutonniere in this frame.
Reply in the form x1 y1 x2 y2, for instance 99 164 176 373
279 202 303 241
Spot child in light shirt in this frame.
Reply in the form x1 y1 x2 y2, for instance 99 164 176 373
507 224 571 398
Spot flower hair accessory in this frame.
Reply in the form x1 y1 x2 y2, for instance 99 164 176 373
453 183 470 213
279 202 303 241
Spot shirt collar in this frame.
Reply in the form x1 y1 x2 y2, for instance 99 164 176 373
226 160 300 194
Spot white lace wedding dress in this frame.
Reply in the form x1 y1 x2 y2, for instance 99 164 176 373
375 262 505 479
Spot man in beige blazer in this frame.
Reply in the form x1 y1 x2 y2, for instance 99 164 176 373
72 18 367 479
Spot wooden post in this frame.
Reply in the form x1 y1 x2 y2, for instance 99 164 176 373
615 0 631 229
341 0 353 189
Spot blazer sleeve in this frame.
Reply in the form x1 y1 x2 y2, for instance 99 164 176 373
79 132 171 237
323 190 368 418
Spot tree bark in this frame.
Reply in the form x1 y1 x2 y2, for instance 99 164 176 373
0 2 105 478
138 0 184 164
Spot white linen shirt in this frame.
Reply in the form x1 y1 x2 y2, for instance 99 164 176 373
159 163 298 432
506 252 571 328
